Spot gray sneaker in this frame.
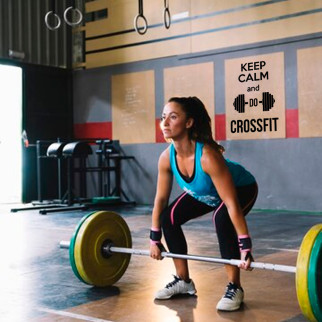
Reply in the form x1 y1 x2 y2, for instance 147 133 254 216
155 275 197 300
216 282 244 311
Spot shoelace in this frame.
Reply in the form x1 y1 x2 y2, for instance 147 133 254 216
223 284 238 300
165 275 181 289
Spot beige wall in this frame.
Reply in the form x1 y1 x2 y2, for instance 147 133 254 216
78 0 322 69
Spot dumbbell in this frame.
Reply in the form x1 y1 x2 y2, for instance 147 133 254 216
234 92 275 113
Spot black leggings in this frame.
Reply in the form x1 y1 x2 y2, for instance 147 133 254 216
160 183 258 259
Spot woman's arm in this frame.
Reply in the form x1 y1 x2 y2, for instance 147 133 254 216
150 148 173 260
201 145 253 269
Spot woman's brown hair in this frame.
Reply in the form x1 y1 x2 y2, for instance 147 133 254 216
168 96 225 153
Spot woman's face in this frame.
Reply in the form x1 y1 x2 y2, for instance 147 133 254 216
160 102 192 140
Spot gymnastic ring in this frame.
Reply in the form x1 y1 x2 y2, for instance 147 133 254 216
134 14 148 35
45 11 61 31
63 6 83 27
163 7 171 29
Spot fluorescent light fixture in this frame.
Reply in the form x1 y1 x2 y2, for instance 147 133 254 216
172 11 189 21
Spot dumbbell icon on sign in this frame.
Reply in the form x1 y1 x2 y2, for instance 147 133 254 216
233 92 275 113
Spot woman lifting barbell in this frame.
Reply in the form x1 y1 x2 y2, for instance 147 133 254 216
149 96 258 311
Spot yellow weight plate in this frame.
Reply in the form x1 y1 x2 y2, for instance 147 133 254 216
70 212 97 284
296 224 322 322
74 211 132 287
308 232 322 321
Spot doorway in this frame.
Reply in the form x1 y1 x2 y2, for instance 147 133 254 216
0 64 23 203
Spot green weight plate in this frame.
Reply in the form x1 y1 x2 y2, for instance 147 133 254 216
69 212 97 284
308 231 322 321
296 224 322 322
74 211 132 287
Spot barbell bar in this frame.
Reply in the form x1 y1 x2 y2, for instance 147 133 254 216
59 211 322 322
60 241 297 273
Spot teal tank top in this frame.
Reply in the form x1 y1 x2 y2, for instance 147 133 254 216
169 142 255 207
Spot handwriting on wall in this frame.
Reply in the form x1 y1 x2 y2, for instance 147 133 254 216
112 71 156 144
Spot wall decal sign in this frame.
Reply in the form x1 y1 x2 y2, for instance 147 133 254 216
225 53 285 140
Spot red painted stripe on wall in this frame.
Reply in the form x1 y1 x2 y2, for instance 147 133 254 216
74 122 112 139
286 109 299 138
74 111 298 142
156 119 166 143
215 114 226 141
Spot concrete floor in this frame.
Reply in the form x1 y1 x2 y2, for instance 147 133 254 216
1 203 321 322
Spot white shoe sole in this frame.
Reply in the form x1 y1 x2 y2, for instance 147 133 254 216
155 290 196 300
216 305 241 311
216 302 242 311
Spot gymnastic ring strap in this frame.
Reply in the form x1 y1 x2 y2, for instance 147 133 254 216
64 6 83 27
134 0 148 35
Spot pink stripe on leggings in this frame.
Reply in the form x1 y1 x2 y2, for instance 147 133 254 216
212 201 224 226
170 192 187 225
241 185 258 213
212 184 258 226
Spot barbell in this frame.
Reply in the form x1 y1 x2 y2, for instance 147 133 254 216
233 92 275 113
59 211 322 322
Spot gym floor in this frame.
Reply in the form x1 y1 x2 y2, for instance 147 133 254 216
1 203 321 322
